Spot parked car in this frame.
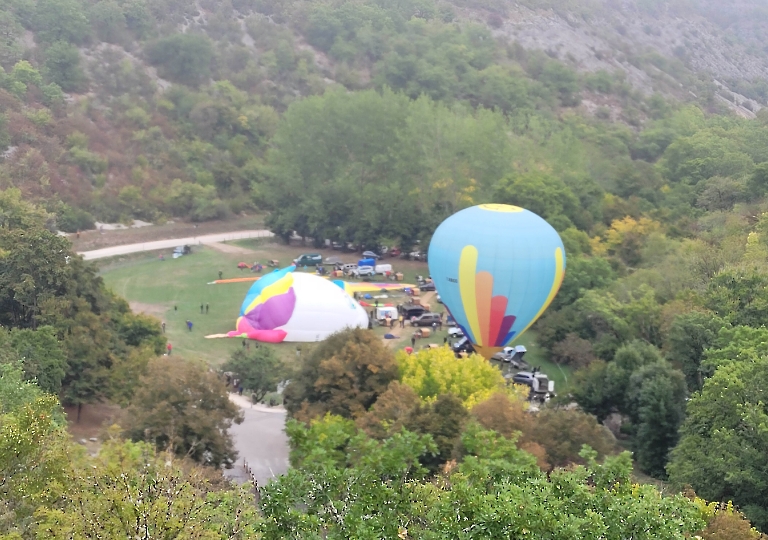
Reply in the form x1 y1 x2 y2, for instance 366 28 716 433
362 250 380 260
399 305 426 319
452 337 475 355
331 241 343 250
511 371 536 386
419 281 436 291
324 256 343 265
448 326 464 338
410 312 442 327
502 345 528 362
294 253 322 266
173 245 191 258
389 247 401 258
375 264 392 275
352 266 375 278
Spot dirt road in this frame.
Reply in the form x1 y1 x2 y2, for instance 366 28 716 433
78 230 273 260
381 290 437 345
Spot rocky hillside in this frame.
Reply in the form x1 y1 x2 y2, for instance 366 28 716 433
478 0 768 117
2 0 768 228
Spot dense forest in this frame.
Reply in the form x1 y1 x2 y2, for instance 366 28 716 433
4 0 768 537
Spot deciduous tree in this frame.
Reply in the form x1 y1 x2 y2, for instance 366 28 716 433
5 326 67 394
665 311 728 391
222 346 285 403
124 357 243 467
668 357 768 531
36 439 260 539
283 328 397 422
0 364 70 537
398 346 519 408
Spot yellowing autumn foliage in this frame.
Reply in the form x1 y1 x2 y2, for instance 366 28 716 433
590 216 662 264
396 347 527 408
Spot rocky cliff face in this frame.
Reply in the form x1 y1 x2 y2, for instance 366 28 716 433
455 0 768 114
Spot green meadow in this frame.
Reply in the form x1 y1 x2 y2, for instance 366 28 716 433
99 242 571 388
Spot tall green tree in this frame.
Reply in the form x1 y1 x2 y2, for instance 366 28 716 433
705 270 768 327
493 170 581 230
44 41 87 92
5 326 67 394
32 0 91 44
626 362 687 478
222 346 285 403
665 311 728 391
145 33 214 87
668 357 768 531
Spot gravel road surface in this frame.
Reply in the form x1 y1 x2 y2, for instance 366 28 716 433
78 230 274 260
225 394 289 486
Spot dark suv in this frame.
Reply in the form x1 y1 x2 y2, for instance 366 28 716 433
410 313 441 327
452 337 475 355
399 305 426 319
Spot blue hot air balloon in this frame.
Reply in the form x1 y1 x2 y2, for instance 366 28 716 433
427 204 566 358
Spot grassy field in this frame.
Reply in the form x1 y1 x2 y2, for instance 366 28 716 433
98 240 571 389
99 241 435 365
100 247 255 365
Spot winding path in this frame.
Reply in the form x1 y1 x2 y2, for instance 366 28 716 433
78 230 274 260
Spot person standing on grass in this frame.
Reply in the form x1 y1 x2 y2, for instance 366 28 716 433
399 314 404 328
167 342 172 356
186 320 193 332
161 321 166 333
200 303 204 314
205 303 209 314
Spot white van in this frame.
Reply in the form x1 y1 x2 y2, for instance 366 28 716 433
376 306 398 320
375 264 392 275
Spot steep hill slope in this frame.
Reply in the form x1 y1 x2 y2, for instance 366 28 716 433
1 0 767 231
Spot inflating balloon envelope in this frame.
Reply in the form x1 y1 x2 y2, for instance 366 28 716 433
226 266 369 343
428 204 566 358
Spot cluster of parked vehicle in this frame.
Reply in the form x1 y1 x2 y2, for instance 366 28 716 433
325 241 428 261
292 253 394 278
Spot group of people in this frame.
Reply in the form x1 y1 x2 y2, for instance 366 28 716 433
161 301 213 355
381 312 405 329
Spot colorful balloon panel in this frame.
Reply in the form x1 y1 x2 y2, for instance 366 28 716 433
333 281 417 295
428 204 566 357
228 267 369 343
